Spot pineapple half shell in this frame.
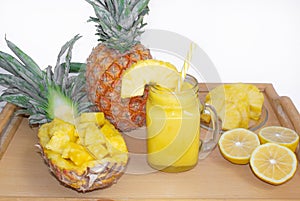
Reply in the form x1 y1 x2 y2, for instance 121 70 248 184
36 144 126 192
36 113 128 192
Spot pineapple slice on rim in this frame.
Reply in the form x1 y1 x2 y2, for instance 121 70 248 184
121 59 180 98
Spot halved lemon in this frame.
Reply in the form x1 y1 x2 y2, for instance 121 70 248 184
218 128 260 164
258 126 299 152
121 59 180 98
250 143 297 185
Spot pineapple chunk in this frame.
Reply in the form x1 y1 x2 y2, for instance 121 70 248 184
74 122 91 144
38 122 51 147
236 100 250 128
84 124 106 146
247 85 264 120
100 123 117 138
45 150 78 170
206 83 264 130
62 142 95 166
105 134 128 164
106 135 128 153
87 143 109 159
219 103 241 130
49 118 76 142
78 112 105 126
45 130 70 154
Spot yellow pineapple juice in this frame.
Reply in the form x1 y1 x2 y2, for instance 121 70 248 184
146 75 200 172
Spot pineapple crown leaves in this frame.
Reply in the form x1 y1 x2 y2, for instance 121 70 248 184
0 35 94 125
86 0 150 53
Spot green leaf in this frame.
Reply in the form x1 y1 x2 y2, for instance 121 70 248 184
117 0 126 18
60 62 86 73
1 88 46 113
0 52 42 91
5 37 43 79
0 51 22 75
106 0 117 17
87 0 117 26
45 66 53 84
78 101 94 112
28 114 49 125
54 35 81 87
0 74 44 101
119 6 133 29
14 109 30 116
0 93 33 109
131 0 150 18
62 35 82 90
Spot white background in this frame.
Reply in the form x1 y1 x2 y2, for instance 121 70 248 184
0 0 299 111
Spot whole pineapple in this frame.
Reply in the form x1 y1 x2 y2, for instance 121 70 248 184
0 36 128 192
85 0 152 132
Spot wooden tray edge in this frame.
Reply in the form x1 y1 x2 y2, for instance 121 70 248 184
0 103 23 160
0 103 17 133
264 84 300 133
0 197 299 201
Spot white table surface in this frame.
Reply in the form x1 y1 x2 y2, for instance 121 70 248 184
0 0 299 113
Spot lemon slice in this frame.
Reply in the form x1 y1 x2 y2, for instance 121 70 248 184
218 128 260 164
258 126 299 152
121 59 180 98
250 143 297 185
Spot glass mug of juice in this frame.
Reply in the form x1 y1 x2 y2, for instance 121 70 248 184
146 74 221 172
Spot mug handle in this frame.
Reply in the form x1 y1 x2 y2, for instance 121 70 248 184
198 104 221 160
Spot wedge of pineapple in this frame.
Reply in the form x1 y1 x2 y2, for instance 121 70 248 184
246 84 265 120
218 102 241 130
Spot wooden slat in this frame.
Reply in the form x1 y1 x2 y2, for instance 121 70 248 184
0 198 300 201
0 103 17 134
0 103 23 159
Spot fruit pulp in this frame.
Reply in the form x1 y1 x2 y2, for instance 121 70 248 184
146 80 200 172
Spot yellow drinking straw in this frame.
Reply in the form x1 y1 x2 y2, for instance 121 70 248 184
178 42 196 91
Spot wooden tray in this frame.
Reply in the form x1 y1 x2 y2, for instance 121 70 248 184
0 83 300 201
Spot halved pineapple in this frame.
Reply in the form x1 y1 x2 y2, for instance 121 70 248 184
0 35 126 192
37 112 128 192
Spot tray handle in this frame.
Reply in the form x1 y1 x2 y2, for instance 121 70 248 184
265 84 300 134
277 96 300 134
0 103 23 160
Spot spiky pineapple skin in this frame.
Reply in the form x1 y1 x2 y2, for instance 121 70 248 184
86 43 152 131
